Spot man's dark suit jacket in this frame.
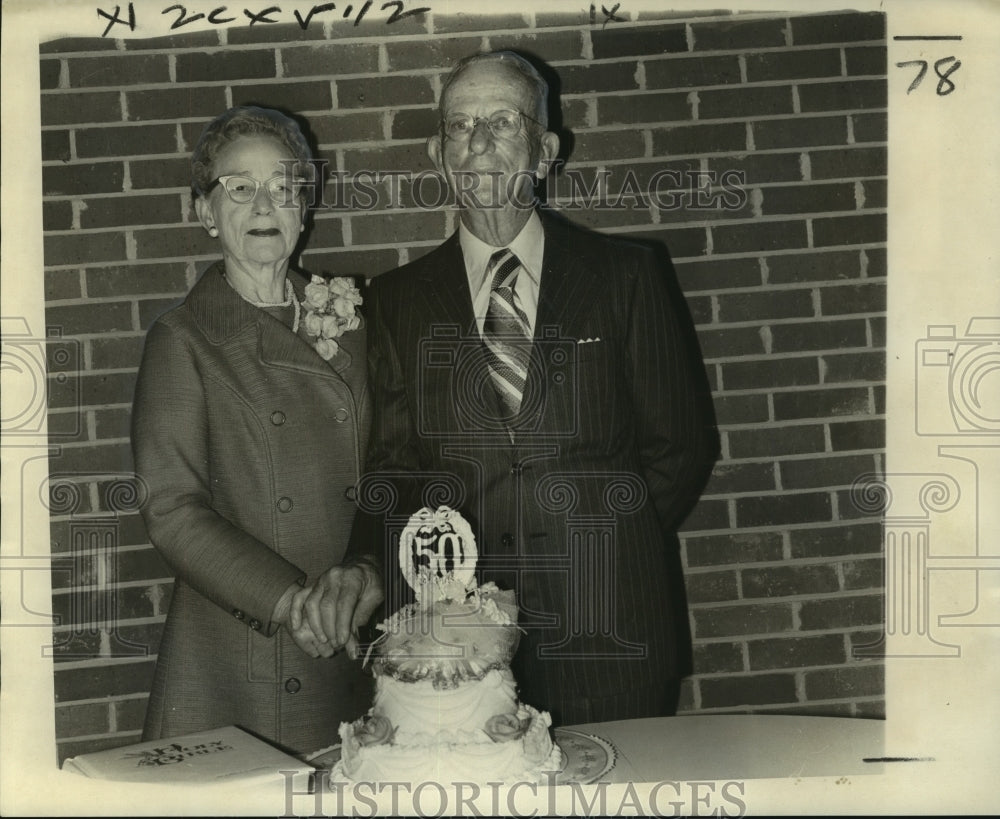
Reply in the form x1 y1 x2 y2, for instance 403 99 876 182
349 210 718 722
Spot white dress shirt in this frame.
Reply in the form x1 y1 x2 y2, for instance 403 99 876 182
459 211 544 337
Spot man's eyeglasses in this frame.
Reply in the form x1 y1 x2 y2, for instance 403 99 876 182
205 174 305 205
441 109 541 142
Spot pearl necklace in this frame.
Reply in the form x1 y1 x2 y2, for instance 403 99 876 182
226 276 300 334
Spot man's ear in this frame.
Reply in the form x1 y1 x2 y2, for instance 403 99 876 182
535 131 560 180
426 134 444 174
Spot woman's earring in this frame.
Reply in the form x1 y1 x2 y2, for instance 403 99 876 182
208 226 219 237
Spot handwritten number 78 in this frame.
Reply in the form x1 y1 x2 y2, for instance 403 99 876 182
896 57 961 95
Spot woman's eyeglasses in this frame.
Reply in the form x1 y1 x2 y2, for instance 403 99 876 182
205 174 305 205
441 109 541 142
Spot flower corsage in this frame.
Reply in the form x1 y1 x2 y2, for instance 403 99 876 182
301 275 363 360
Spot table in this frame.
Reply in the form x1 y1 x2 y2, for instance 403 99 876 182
63 715 884 789
560 714 885 782
57 715 886 816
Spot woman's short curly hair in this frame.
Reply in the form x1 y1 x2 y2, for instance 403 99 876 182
190 105 313 197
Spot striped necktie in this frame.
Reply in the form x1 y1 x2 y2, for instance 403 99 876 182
482 248 532 420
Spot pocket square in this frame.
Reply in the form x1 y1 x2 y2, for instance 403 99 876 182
577 337 601 344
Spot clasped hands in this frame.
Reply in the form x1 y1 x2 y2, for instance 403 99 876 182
275 560 384 660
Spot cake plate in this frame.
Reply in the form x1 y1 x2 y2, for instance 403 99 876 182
552 727 617 784
305 728 616 786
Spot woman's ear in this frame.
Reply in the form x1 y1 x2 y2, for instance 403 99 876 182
194 195 217 236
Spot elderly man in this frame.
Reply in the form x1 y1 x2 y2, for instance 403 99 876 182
301 50 718 725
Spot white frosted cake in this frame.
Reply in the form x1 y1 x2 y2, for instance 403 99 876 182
329 506 561 785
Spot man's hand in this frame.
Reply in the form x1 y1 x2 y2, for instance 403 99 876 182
292 561 384 659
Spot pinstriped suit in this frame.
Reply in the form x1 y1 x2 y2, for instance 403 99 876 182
351 211 718 725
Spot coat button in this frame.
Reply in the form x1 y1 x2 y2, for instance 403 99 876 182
285 677 301 694
510 462 523 476
344 486 357 501
501 532 515 548
334 407 349 423
249 618 262 630
232 609 245 621
270 410 286 425
277 496 293 512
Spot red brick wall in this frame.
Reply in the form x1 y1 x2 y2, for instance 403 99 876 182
40 8 886 762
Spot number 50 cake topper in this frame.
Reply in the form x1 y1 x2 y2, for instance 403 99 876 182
399 506 478 604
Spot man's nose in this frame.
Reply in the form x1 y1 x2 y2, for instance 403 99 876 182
467 119 494 154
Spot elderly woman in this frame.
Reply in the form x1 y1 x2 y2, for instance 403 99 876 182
131 105 378 755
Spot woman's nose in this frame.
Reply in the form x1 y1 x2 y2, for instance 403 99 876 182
252 184 274 212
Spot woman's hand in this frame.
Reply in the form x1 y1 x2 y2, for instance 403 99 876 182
273 581 338 658
293 561 384 659
287 616 340 659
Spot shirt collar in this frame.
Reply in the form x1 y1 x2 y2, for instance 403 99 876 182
459 210 544 293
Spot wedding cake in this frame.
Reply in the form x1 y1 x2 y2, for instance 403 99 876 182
328 506 562 785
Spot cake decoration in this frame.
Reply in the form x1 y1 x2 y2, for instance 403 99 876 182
327 505 562 786
399 504 478 603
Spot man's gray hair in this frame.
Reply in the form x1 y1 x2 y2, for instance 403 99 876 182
440 50 549 128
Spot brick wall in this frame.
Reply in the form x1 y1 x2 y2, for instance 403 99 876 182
40 8 886 762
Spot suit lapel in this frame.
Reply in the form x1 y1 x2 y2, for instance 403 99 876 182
187 262 360 387
413 222 605 443
258 271 357 383
418 233 479 335
511 214 604 443
534 212 603 340
257 315 347 381
415 222 601 345
407 234 515 439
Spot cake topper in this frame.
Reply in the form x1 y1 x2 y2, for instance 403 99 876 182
399 505 478 604
367 505 521 682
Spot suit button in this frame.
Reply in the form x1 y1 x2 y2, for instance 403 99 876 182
501 533 515 548
233 609 245 621
334 407 349 423
510 462 523 476
270 411 286 426
277 496 293 513
249 618 262 630
285 677 301 694
344 486 357 501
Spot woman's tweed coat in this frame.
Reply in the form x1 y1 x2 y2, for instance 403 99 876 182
132 262 373 754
